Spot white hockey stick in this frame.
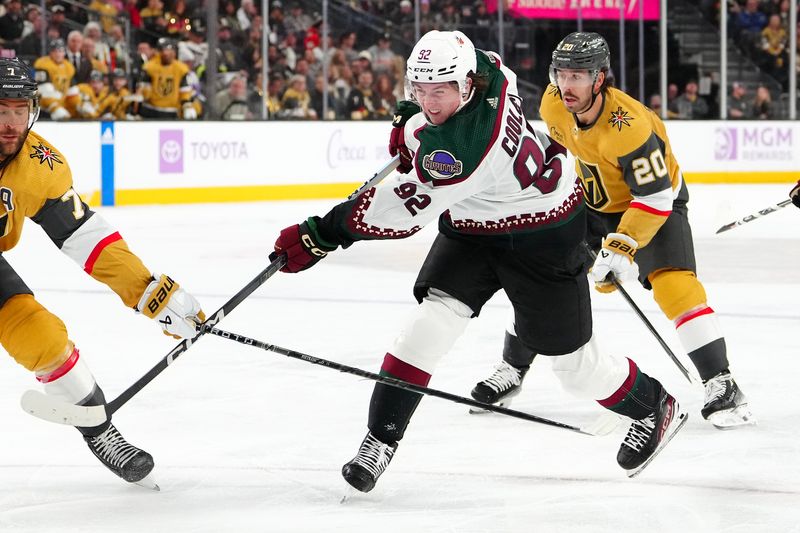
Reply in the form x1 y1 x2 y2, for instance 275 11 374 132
21 156 401 428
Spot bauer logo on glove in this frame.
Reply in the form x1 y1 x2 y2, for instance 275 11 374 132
137 274 205 339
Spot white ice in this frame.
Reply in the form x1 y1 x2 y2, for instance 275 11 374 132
0 184 797 532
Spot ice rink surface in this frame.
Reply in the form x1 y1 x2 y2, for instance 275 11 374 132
0 183 797 532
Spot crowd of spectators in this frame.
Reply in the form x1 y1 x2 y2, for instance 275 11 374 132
0 0 792 121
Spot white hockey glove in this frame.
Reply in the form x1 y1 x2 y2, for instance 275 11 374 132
589 233 639 293
50 106 71 120
137 274 206 339
182 103 198 120
78 101 97 117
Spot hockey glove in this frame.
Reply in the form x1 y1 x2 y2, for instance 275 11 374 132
137 274 206 339
791 180 800 208
271 218 337 273
182 103 198 120
589 233 640 293
389 100 421 174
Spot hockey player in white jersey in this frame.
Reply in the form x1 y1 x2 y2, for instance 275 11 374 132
271 31 687 491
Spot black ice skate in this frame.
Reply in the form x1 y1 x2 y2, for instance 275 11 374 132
701 371 755 430
469 361 529 414
617 386 688 478
84 424 155 485
341 431 398 493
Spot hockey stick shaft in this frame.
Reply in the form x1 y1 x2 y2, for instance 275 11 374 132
207 327 593 435
22 157 401 426
584 243 696 384
715 198 792 234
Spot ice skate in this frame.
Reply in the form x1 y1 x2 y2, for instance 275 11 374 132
469 361 528 414
617 386 688 478
84 423 156 487
341 431 398 493
701 371 755 430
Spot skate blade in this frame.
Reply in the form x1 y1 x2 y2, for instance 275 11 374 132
134 474 160 491
626 412 689 479
468 397 515 414
339 484 357 504
708 404 757 430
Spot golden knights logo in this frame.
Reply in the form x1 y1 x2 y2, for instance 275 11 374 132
608 106 633 131
29 143 63 170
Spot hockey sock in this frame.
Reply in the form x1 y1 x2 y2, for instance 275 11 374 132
368 353 431 444
597 358 660 420
675 306 729 381
36 346 110 436
502 330 536 369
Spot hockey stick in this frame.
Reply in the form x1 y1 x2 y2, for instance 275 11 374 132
21 156 402 427
206 327 614 436
584 243 697 384
715 199 792 234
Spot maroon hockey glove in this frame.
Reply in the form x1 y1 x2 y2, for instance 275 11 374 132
271 218 337 273
791 180 800 208
389 100 420 174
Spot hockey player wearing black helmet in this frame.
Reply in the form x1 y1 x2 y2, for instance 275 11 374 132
0 57 205 488
474 31 754 431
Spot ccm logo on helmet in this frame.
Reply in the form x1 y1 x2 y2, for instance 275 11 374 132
412 67 434 73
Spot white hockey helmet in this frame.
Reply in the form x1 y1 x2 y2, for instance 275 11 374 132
406 30 477 104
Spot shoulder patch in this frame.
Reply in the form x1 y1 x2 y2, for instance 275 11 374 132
547 84 560 97
29 143 64 171
422 150 463 179
608 106 634 131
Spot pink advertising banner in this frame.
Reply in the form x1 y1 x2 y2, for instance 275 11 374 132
486 0 660 21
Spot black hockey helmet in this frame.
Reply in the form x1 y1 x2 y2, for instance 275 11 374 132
550 32 610 73
156 37 178 51
0 57 40 128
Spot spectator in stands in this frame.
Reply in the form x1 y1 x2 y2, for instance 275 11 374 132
736 0 767 53
88 0 119 33
281 31 299 70
760 13 788 85
108 24 131 70
17 7 44 57
309 72 336 120
20 4 39 39
435 1 461 32
237 0 258 33
265 73 284 118
337 31 358 64
84 22 111 67
48 5 69 41
471 1 494 50
141 0 168 42
66 31 93 84
65 69 106 119
213 74 251 119
99 68 136 119
164 0 191 38
268 1 286 44
124 0 142 30
33 39 73 120
283 2 312 37
0 0 25 52
137 37 198 120
372 72 396 121
179 18 208 73
346 69 376 120
367 33 397 76
216 19 246 73
220 0 242 37
670 79 709 119
751 84 773 119
395 0 415 43
280 73 316 119
82 38 108 75
728 82 752 118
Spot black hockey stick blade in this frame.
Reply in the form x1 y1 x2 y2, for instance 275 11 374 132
208 327 599 436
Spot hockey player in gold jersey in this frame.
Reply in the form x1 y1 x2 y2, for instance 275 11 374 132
0 58 205 485
64 69 107 119
32 39 74 120
98 68 136 120
472 32 754 429
137 37 199 120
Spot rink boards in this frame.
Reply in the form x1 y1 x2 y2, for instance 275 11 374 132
32 120 800 206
